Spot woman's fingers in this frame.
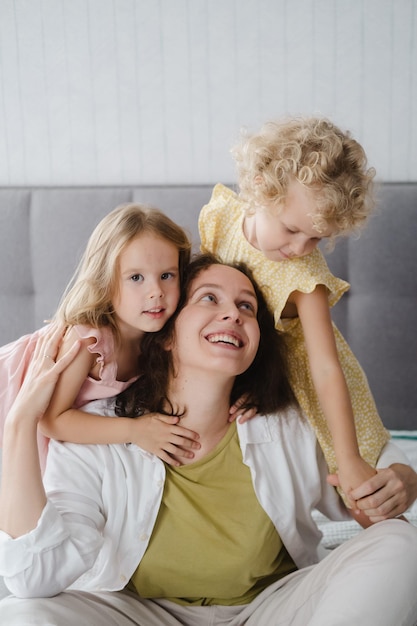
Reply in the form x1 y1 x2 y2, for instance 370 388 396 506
33 322 67 360
53 338 81 372
17 324 80 410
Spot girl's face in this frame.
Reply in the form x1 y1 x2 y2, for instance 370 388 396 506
247 179 335 262
112 233 181 338
172 265 260 378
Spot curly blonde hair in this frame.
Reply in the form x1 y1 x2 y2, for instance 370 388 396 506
54 203 191 336
232 116 376 238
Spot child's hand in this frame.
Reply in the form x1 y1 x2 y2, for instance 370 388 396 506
130 414 200 466
335 457 377 509
228 394 258 423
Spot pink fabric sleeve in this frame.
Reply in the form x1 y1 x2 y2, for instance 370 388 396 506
71 325 139 408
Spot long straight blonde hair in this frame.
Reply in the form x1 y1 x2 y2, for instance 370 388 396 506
54 203 191 338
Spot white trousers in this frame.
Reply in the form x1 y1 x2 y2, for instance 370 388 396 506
1 520 416 626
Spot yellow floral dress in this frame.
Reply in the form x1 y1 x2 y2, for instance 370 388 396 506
199 183 390 476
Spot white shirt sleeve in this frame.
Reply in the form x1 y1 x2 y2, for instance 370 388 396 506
0 442 105 598
376 439 408 468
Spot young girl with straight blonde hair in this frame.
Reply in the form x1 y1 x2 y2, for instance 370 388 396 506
0 202 200 470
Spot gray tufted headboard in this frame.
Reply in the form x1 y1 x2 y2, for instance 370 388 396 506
0 183 416 430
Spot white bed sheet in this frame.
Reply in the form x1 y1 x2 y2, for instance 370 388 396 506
314 431 417 549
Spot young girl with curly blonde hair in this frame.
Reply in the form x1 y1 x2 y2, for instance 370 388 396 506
199 116 390 506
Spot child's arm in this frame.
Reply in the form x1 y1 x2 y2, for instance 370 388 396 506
292 284 376 501
39 329 200 465
41 408 200 465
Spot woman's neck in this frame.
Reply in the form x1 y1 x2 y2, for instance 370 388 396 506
168 373 234 462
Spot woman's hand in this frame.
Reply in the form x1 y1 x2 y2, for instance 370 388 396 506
334 456 377 509
328 463 417 524
349 463 417 522
9 322 81 426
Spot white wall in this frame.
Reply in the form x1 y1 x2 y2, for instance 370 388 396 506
0 0 416 186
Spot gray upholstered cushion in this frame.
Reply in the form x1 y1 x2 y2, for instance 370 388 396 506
0 182 416 599
322 184 417 429
0 183 416 430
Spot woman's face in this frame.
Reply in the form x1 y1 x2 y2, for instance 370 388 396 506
172 264 261 378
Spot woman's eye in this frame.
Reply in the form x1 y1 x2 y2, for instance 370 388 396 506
201 293 216 303
239 302 256 314
130 274 144 282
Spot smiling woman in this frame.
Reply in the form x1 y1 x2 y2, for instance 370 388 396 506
1 255 417 625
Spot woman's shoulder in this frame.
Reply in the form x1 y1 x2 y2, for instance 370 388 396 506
239 407 315 444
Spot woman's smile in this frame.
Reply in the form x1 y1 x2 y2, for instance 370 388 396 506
205 331 244 348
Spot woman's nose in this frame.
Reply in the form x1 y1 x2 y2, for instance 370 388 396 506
220 306 241 323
